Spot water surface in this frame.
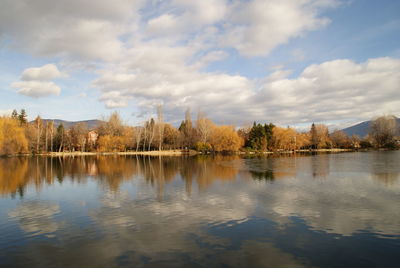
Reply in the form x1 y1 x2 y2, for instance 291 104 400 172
0 151 399 267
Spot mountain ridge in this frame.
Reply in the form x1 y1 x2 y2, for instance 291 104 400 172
341 118 400 137
30 119 103 129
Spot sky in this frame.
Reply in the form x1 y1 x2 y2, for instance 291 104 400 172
0 0 399 129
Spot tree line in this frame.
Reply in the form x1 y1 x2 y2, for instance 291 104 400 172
0 109 399 155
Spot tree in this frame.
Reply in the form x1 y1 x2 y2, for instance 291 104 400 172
270 127 297 151
48 121 55 152
55 124 65 152
11 109 18 119
163 123 180 149
97 112 124 136
196 112 214 144
310 123 330 149
245 122 274 151
179 108 194 148
18 109 28 125
157 105 165 151
34 116 42 153
330 130 350 148
146 118 156 151
134 126 143 152
70 123 88 151
210 125 243 152
0 117 28 155
369 115 398 148
310 123 318 149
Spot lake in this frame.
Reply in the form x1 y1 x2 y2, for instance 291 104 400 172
0 151 399 267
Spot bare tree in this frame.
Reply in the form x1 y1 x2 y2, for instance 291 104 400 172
157 105 165 151
147 118 156 151
135 126 142 152
50 121 54 152
196 111 213 144
370 115 397 148
330 130 350 148
45 121 48 152
34 116 42 153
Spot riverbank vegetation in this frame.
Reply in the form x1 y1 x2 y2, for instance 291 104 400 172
0 109 399 156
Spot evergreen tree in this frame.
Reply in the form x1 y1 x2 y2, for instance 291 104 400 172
18 109 28 125
310 123 318 149
11 109 18 119
245 122 275 150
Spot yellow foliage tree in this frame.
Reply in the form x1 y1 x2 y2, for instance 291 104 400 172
210 125 243 152
270 127 297 151
0 117 28 155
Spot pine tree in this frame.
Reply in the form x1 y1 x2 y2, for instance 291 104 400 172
11 109 18 119
310 123 318 149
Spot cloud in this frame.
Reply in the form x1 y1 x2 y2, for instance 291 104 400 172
11 64 64 97
0 0 336 60
0 0 144 61
0 109 13 116
220 0 337 57
11 81 61 97
94 56 400 126
21 64 65 81
8 201 61 237
2 0 398 125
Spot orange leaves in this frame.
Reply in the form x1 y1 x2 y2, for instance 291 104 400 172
210 125 243 152
0 117 28 155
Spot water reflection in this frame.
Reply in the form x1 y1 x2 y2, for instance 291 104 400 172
0 152 400 267
8 201 61 237
0 155 244 198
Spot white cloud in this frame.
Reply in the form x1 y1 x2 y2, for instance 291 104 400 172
21 64 65 81
12 64 64 97
0 0 144 61
12 81 61 97
2 0 398 125
93 57 400 126
0 109 13 116
220 0 337 56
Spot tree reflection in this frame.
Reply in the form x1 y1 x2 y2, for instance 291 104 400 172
370 152 400 185
0 155 242 197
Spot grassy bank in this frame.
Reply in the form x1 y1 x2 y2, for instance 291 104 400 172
1 150 198 157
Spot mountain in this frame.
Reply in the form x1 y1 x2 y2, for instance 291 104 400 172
341 118 400 137
31 119 103 129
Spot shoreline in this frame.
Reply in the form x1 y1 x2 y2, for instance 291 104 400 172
2 150 198 157
1 148 385 158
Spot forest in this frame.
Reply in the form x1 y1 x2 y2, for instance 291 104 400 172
0 108 399 156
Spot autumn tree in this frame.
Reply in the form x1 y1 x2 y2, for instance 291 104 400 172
310 123 331 149
163 123 180 150
0 116 28 155
97 112 124 137
54 124 66 152
134 126 143 152
157 105 165 150
210 125 243 152
179 108 194 148
146 118 156 151
33 116 43 153
369 115 398 148
69 123 88 151
296 132 311 149
195 112 215 151
270 127 297 151
330 130 351 148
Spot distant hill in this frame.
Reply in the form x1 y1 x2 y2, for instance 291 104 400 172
31 119 103 129
341 118 400 137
